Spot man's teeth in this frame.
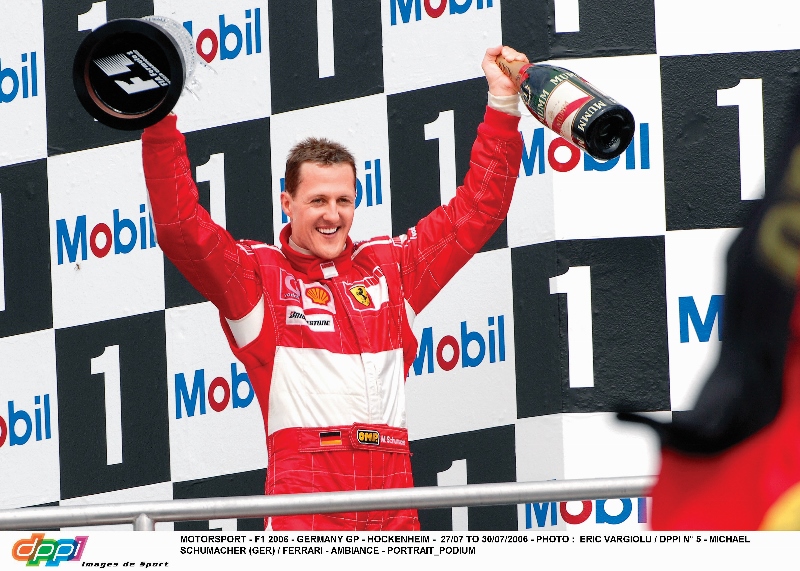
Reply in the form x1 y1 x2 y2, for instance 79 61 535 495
317 228 337 235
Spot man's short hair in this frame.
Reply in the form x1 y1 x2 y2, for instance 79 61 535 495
284 137 356 197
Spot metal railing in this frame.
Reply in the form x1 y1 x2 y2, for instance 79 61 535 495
0 476 655 531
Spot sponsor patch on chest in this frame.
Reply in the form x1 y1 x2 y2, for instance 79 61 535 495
345 268 389 311
280 270 301 301
349 285 373 307
286 307 335 332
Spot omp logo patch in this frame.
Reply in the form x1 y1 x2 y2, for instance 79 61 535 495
356 429 380 445
285 307 334 332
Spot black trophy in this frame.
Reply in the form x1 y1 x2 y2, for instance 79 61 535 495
73 16 198 130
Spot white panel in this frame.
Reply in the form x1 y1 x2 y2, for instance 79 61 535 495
77 1 108 31
0 1 47 167
316 0 335 78
166 301 267 482
562 412 661 480
0 330 59 509
381 0 502 94
406 248 516 440
506 99 557 247
549 266 594 388
48 140 165 328
155 0 270 131
665 228 740 411
424 110 458 205
554 0 580 33
655 0 800 56
270 94 392 244
514 415 566 530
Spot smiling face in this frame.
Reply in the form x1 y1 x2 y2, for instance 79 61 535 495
280 162 356 260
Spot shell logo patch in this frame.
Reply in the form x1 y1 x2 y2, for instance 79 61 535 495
356 429 380 445
305 286 330 305
349 285 372 307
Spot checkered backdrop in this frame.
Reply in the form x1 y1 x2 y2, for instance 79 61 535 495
1 0 798 531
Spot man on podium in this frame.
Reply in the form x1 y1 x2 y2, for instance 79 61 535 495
141 46 526 531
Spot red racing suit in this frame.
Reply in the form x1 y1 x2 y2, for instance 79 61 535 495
141 107 522 530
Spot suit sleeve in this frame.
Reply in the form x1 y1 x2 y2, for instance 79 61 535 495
141 114 262 321
397 106 522 315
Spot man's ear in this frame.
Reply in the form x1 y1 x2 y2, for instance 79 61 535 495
280 191 292 220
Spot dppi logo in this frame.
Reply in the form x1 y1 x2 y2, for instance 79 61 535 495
391 0 493 25
281 159 383 223
182 9 263 64
12 534 87 567
525 498 649 528
520 123 651 176
0 52 38 104
56 204 156 266
411 315 505 376
0 395 52 450
175 363 254 419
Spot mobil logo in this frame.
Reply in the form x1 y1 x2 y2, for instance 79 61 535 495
55 203 156 266
525 498 649 528
0 395 52 450
679 295 724 343
175 363 254 419
391 0 494 25
520 123 651 176
411 315 505 376
0 51 39 104
280 158 384 223
182 8 263 64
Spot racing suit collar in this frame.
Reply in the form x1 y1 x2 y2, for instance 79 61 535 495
280 224 353 280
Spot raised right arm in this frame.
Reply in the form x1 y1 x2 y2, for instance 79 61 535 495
141 114 262 324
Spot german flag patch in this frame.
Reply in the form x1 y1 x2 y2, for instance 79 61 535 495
319 431 342 446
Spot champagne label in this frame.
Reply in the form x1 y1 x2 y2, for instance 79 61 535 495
544 81 593 139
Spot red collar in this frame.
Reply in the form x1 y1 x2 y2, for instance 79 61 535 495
279 224 353 281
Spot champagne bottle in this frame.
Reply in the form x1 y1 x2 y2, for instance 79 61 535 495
497 57 635 161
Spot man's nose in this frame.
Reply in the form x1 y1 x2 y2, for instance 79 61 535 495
323 200 339 220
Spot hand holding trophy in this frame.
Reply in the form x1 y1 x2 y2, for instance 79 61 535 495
73 16 200 130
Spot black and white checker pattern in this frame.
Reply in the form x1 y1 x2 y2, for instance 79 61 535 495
2 0 798 532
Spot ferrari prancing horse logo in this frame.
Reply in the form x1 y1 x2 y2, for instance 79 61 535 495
349 285 372 307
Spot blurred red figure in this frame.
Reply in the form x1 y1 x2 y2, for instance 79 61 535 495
622 99 800 530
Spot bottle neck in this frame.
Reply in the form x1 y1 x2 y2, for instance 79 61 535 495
496 56 532 92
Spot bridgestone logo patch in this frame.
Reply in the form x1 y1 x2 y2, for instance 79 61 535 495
286 307 334 332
